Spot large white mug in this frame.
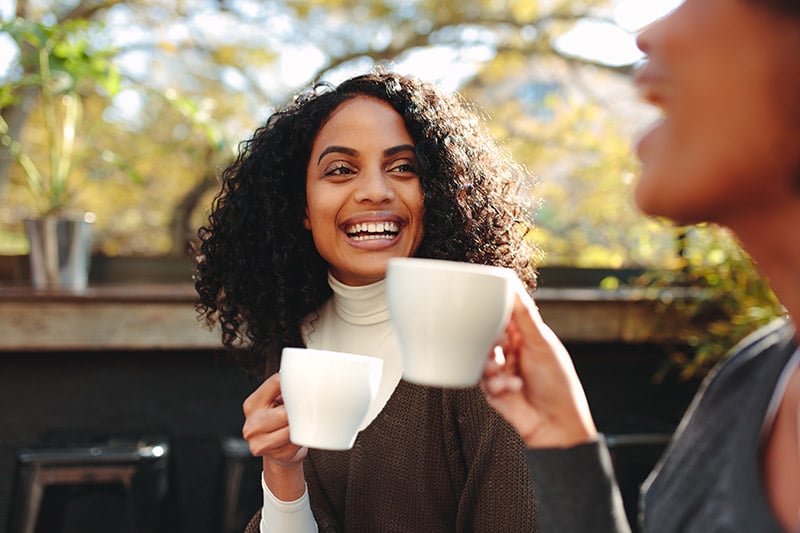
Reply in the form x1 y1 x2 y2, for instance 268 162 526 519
386 257 516 387
279 347 383 450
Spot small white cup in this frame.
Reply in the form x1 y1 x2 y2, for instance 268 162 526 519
386 257 516 387
279 347 383 450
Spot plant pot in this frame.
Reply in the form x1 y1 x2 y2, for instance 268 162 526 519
24 213 94 291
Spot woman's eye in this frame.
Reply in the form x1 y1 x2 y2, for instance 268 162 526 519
389 160 419 174
326 165 355 177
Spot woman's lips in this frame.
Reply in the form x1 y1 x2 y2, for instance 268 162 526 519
634 66 670 112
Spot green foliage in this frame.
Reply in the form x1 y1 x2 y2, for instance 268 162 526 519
0 11 237 256
2 0 624 257
0 17 120 216
632 225 785 381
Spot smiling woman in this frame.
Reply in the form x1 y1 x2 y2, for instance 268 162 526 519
194 69 540 532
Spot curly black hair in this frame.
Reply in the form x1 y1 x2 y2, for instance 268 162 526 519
195 70 540 376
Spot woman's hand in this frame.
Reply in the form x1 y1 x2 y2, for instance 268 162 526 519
480 281 598 448
242 372 308 500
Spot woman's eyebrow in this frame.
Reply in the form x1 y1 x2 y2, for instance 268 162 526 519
384 144 415 157
317 145 357 164
317 144 415 164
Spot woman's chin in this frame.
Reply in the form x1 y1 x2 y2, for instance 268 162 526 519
634 181 707 227
632 181 660 218
633 173 676 220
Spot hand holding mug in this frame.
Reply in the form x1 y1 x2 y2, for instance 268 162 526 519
242 372 308 501
480 281 598 448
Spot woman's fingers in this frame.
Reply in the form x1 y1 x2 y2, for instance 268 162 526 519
241 371 306 463
245 424 291 456
482 372 524 396
481 283 600 447
242 399 289 440
243 372 282 416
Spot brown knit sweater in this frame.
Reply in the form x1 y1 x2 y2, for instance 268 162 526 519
246 379 537 532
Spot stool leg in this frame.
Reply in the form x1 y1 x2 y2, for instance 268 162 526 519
20 469 45 533
223 461 245 533
122 475 138 533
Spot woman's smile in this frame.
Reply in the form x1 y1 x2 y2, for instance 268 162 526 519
342 213 402 244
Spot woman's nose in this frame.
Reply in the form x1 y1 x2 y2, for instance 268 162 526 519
636 4 676 55
354 168 395 203
636 22 654 54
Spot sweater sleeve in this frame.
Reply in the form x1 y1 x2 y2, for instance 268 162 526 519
525 438 632 533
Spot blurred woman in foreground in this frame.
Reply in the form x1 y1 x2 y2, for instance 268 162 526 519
482 0 800 531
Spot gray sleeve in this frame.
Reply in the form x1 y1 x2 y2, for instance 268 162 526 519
526 438 632 533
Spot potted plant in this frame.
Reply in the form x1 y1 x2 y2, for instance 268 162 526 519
631 225 785 381
0 18 119 290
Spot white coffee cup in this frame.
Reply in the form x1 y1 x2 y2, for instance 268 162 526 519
279 347 383 450
386 257 516 387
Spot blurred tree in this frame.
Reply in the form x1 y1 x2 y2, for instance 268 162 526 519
463 51 679 268
3 0 651 258
0 0 684 266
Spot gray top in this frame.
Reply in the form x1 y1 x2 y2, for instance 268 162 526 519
527 318 797 533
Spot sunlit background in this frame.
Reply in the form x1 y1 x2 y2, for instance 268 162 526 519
1 0 686 266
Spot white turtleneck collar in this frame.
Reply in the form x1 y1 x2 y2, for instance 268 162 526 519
328 272 391 326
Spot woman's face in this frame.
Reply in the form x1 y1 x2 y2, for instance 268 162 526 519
304 96 425 286
634 0 800 226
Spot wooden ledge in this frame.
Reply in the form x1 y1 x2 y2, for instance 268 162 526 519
0 284 217 352
534 287 679 343
0 284 680 352
0 283 198 303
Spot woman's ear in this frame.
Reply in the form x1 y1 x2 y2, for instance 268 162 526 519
303 208 311 230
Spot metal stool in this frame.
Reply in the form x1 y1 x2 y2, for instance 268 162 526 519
220 436 262 533
9 435 170 533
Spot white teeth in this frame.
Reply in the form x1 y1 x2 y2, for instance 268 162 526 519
352 234 393 241
346 221 399 238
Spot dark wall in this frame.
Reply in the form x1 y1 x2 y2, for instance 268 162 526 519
569 342 702 532
0 349 259 532
570 342 701 435
1 343 701 533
